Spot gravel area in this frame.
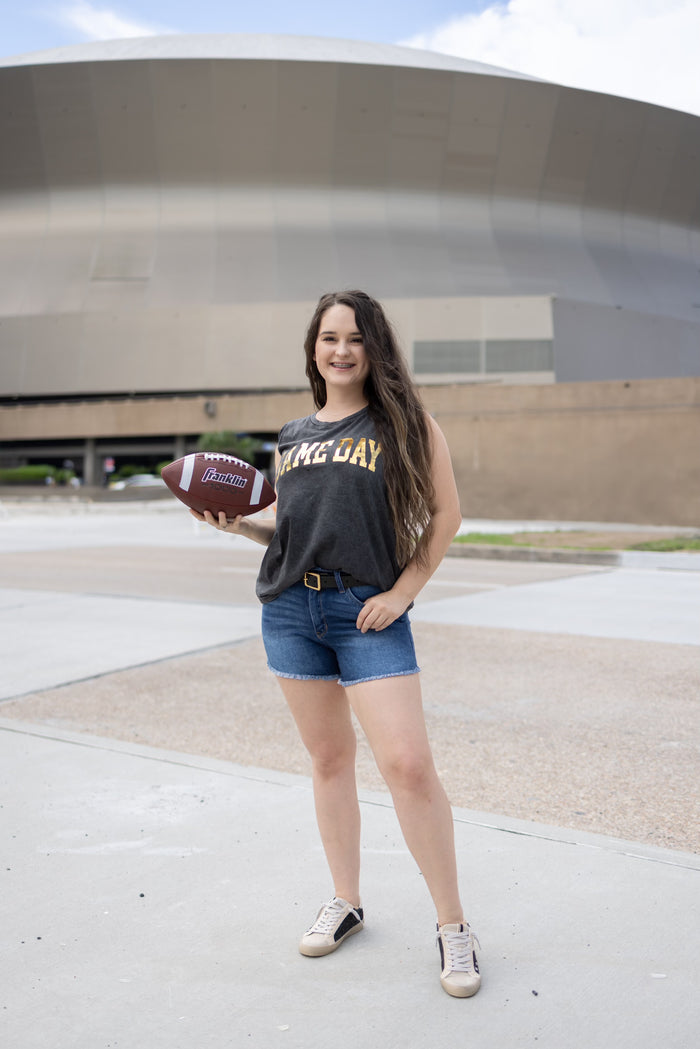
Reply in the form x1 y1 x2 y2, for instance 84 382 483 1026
2 504 697 854
3 621 698 854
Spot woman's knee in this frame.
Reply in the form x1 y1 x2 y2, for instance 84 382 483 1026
308 732 357 778
378 747 437 795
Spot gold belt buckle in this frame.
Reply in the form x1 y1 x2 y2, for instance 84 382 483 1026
304 571 322 591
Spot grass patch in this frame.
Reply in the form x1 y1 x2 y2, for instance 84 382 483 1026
454 531 700 552
454 532 521 545
629 538 700 552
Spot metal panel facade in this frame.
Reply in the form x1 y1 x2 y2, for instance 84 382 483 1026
1 36 699 397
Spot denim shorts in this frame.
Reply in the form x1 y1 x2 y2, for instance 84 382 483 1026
261 579 420 687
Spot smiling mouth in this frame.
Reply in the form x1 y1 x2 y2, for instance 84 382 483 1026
330 362 354 369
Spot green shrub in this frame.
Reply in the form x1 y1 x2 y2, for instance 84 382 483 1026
0 464 76 485
196 431 263 463
0 464 57 485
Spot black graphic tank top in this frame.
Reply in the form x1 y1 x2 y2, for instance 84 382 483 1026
256 406 400 602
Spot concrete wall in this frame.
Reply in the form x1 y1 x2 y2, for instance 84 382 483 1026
2 378 698 525
0 390 314 442
423 377 700 526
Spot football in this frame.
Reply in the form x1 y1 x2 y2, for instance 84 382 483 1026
161 452 276 519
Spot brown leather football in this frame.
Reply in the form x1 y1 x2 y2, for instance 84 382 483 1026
162 452 275 519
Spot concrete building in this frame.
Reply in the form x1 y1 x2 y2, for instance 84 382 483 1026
0 36 698 520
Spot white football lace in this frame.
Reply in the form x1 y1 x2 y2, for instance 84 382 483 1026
441 928 479 973
308 899 347 935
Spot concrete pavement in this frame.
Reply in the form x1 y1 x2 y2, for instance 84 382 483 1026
1 502 699 1048
3 719 699 1049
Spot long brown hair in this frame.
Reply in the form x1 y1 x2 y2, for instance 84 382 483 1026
304 290 434 569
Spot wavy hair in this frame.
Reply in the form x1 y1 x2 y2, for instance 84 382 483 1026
304 290 434 569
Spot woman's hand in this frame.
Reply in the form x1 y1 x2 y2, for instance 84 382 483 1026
355 590 410 633
189 508 246 534
189 508 276 547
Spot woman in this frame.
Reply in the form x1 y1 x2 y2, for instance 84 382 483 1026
194 290 481 998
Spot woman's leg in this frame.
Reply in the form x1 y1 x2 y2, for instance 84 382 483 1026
275 676 362 907
345 673 464 927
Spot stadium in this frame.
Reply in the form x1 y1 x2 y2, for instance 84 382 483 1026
0 34 698 522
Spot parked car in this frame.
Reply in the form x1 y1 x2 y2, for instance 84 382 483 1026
110 473 166 490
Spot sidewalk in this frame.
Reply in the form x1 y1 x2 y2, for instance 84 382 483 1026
1 504 699 1048
3 719 699 1049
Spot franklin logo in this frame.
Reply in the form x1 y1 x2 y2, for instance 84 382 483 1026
202 467 247 488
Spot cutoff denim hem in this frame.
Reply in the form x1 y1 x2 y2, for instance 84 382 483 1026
267 663 421 688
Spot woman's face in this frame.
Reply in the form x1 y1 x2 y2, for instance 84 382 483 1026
313 303 371 394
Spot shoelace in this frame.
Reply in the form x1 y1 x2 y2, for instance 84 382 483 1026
439 927 480 973
307 899 347 935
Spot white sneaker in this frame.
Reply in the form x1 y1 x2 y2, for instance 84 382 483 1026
299 897 364 957
436 922 481 997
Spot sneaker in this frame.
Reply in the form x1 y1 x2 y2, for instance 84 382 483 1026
299 897 364 957
436 922 481 997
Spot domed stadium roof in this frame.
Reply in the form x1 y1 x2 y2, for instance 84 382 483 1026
0 32 541 82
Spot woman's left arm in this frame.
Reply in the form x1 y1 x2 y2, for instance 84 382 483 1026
356 415 462 633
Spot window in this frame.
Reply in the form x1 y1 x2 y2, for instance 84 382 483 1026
413 339 553 375
413 340 481 374
485 340 553 373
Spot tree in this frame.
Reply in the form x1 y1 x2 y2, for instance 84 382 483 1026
196 431 263 464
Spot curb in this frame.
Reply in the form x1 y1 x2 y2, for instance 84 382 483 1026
446 542 620 566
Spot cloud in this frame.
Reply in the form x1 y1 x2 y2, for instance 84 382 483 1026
400 0 700 116
57 2 169 40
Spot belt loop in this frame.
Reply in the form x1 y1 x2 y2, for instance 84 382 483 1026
333 570 346 593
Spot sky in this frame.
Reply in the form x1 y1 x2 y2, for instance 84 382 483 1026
1 0 699 116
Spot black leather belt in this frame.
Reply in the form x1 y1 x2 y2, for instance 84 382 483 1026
303 571 366 591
